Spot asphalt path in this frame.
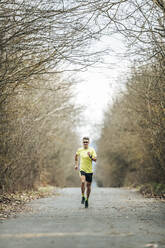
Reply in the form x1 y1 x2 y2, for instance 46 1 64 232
0 187 165 248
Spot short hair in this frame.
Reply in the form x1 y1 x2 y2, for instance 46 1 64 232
83 137 89 141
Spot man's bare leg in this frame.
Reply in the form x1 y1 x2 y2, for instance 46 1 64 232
86 182 91 199
80 175 85 204
85 181 91 208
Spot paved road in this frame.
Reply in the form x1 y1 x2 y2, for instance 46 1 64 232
0 187 165 248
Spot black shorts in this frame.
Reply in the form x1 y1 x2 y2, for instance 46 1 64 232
80 170 93 183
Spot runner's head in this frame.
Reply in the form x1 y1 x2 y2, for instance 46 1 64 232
83 137 89 149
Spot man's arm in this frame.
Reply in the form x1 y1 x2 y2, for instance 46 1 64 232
75 154 79 170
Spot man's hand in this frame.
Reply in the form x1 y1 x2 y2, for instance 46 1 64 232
88 152 97 162
75 165 78 170
87 152 92 159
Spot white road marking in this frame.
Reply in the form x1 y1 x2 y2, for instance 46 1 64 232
0 231 134 238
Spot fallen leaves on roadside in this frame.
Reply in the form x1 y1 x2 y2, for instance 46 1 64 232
139 184 165 200
0 186 56 220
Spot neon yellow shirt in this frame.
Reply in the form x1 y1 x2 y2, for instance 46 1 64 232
76 147 97 173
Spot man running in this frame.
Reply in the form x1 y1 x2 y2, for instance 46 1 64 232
74 137 97 208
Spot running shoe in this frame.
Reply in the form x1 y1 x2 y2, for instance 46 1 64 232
85 199 88 208
81 196 85 204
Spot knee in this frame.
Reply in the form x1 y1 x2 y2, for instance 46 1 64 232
81 179 85 184
87 182 91 188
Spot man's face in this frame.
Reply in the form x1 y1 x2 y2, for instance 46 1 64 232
83 139 89 149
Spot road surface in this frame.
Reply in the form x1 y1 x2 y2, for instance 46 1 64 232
0 187 165 248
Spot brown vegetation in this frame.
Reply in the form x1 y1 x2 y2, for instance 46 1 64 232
96 0 165 197
96 61 165 193
0 75 81 192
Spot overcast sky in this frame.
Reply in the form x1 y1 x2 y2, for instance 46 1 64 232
74 34 130 141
